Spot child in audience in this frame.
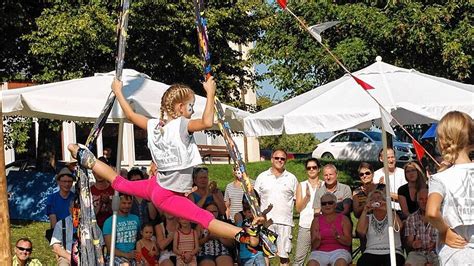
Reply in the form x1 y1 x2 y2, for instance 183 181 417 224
136 223 159 266
173 218 199 266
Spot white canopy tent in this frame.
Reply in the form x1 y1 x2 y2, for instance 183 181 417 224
3 69 249 131
244 57 474 137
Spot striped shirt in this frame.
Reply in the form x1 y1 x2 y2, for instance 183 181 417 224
176 229 196 253
224 180 254 222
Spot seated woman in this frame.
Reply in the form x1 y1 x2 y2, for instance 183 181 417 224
188 167 226 216
352 162 385 219
196 203 234 266
397 162 427 220
356 190 405 266
308 193 352 266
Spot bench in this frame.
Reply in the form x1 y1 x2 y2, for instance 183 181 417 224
197 145 231 164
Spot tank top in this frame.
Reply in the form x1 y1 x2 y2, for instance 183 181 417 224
318 214 349 252
299 180 319 228
365 214 403 255
176 228 196 252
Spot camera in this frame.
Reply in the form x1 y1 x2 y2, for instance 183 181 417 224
371 202 381 208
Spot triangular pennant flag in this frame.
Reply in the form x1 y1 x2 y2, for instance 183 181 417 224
277 0 287 9
412 139 425 163
351 74 374 90
379 107 396 136
308 21 340 43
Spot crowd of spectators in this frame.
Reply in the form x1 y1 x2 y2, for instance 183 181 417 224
19 142 468 266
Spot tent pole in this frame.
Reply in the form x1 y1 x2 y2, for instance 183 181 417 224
0 95 12 266
109 121 124 266
381 125 397 265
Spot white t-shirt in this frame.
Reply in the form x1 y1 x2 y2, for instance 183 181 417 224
373 167 406 210
147 117 202 193
254 168 298 226
298 180 319 228
429 162 474 262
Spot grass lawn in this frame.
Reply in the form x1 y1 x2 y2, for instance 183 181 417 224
10 159 360 265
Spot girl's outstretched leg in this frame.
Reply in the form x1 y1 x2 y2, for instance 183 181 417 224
68 144 118 184
207 219 259 247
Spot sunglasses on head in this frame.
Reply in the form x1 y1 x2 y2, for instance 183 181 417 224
16 246 32 252
359 171 372 177
321 201 335 206
306 166 318 171
273 157 286 161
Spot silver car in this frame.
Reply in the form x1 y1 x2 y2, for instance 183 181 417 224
312 130 416 162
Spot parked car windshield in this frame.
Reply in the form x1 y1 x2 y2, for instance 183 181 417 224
365 131 402 142
365 131 382 141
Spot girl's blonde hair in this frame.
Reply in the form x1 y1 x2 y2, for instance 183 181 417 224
403 162 427 191
160 84 195 121
436 111 474 172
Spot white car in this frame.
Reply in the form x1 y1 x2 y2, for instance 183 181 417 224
312 130 416 162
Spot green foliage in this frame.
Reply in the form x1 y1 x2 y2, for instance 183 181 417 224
3 117 33 153
258 133 320 153
256 92 278 110
252 1 473 98
0 1 46 81
23 4 116 82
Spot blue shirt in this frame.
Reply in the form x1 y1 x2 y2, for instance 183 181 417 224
237 218 263 259
103 214 140 253
45 191 75 221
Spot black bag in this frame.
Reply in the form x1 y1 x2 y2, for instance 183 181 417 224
45 219 66 244
45 228 54 243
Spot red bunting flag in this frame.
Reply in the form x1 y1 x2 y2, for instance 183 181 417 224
277 0 287 9
350 74 374 90
412 139 425 163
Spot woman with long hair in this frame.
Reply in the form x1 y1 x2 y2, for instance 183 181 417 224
398 162 427 219
426 111 474 265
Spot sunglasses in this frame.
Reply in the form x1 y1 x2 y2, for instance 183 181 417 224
306 166 318 171
359 171 372 177
273 157 286 161
16 246 32 253
321 201 335 206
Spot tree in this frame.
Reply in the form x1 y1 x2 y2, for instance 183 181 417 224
251 1 473 98
259 133 319 154
23 3 116 82
0 1 48 81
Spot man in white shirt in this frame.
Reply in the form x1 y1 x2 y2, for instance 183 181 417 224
255 149 298 266
373 147 406 210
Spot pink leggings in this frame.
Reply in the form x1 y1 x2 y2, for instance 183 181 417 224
111 175 214 228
